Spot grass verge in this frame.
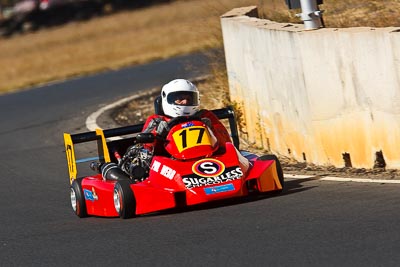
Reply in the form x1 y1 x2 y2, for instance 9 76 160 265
0 0 258 94
1 0 399 95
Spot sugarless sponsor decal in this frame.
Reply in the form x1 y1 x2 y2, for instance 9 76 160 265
84 187 98 201
183 166 243 189
192 158 225 177
204 183 235 195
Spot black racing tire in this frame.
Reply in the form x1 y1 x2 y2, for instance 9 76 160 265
245 179 259 195
259 154 284 192
70 178 87 218
114 180 136 219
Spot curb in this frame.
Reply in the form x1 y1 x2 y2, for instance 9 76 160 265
86 87 160 131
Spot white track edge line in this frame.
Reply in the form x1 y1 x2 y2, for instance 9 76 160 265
284 174 316 179
320 177 400 184
86 89 159 131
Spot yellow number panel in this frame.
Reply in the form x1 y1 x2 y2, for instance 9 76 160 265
172 126 213 153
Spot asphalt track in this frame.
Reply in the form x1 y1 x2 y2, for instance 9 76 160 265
1 52 399 266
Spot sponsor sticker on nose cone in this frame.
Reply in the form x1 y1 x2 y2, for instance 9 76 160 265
204 183 235 195
192 158 225 177
183 166 243 189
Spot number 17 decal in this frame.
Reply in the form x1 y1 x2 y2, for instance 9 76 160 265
178 127 205 148
172 126 213 152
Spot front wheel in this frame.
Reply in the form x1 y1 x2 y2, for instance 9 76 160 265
70 178 87 218
113 180 136 219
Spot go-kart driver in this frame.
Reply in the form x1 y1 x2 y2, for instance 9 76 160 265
142 79 235 155
101 79 250 182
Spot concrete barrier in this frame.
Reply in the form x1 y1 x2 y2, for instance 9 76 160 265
221 6 400 169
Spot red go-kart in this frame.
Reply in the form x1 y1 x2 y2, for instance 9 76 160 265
64 105 284 219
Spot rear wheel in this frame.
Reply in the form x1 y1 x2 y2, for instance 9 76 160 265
114 180 136 219
70 178 87 218
259 154 284 191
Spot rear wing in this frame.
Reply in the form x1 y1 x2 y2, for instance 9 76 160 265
64 106 239 184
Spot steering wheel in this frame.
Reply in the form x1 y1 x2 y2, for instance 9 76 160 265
166 115 203 129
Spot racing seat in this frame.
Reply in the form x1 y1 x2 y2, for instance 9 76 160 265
154 96 165 116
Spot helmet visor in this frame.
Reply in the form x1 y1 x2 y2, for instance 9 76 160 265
167 91 199 106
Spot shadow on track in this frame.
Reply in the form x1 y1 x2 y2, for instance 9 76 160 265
131 177 318 219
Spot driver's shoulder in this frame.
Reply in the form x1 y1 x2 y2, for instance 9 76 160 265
146 114 169 122
195 109 219 122
195 108 212 117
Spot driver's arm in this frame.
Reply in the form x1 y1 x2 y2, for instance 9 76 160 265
142 115 164 133
142 115 170 137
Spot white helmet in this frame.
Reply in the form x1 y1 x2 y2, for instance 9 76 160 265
161 79 200 117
